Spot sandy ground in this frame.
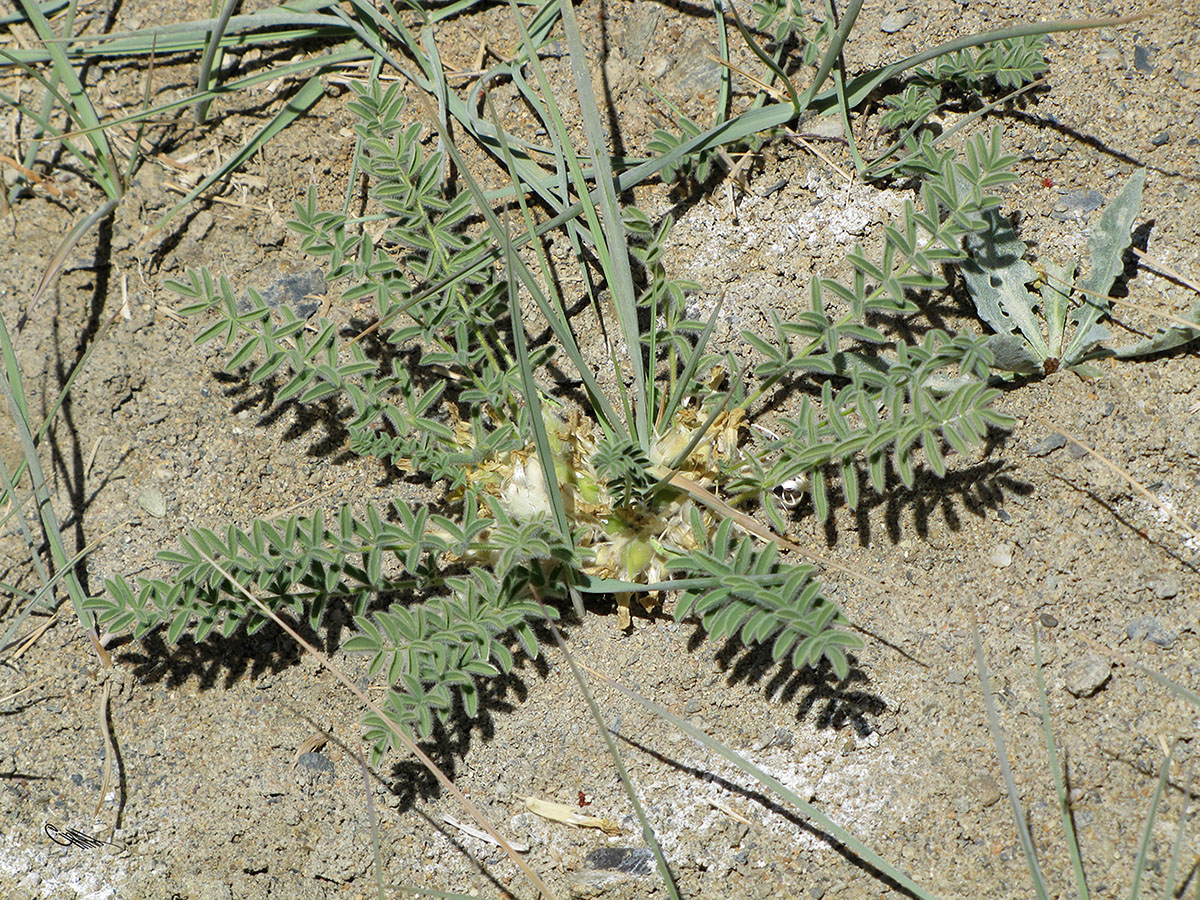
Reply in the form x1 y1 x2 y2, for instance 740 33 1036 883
2 1 1197 898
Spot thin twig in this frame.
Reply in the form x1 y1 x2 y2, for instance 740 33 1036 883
94 679 115 827
1134 247 1200 296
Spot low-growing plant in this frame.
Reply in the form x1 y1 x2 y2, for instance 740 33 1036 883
960 168 1200 376
75 0 1175 775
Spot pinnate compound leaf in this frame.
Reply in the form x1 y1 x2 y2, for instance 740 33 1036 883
668 514 860 673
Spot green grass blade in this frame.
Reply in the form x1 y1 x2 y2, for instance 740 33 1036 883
659 299 725 430
821 0 867 177
712 0 732 121
0 443 52 599
557 0 648 444
0 0 68 26
828 14 1142 113
29 197 120 306
1034 630 1089 900
725 0 799 110
16 0 122 198
0 48 117 198
429 87 626 437
974 627 1050 900
483 88 621 446
374 99 805 340
1129 745 1175 900
499 220 572 545
34 44 371 143
1161 766 1194 900
538 603 681 899
193 0 239 124
584 664 941 900
502 0 634 429
0 312 95 641
0 527 106 654
505 2 634 425
794 0 865 112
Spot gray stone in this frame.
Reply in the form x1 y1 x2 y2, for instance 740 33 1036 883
621 4 660 65
989 542 1015 568
1144 573 1182 599
238 263 325 318
1051 189 1106 222
1027 432 1067 456
880 12 915 33
673 39 724 94
1127 616 1177 648
137 487 166 518
296 751 335 784
808 117 845 140
1065 654 1112 697
968 773 1003 807
584 846 656 875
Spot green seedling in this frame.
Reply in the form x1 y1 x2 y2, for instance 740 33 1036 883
961 168 1200 375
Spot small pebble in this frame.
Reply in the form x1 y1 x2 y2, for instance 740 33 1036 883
1065 654 1112 697
584 847 655 875
879 11 915 33
1067 441 1089 459
1144 573 1182 599
672 38 724 93
757 178 789 198
1027 433 1067 456
1051 189 1106 223
296 751 335 784
968 773 1002 807
1150 131 1170 147
996 508 1012 524
143 405 170 425
238 266 326 318
137 487 167 518
1039 612 1059 628
807 117 844 139
1133 45 1155 72
1127 616 1177 649
989 542 1015 568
